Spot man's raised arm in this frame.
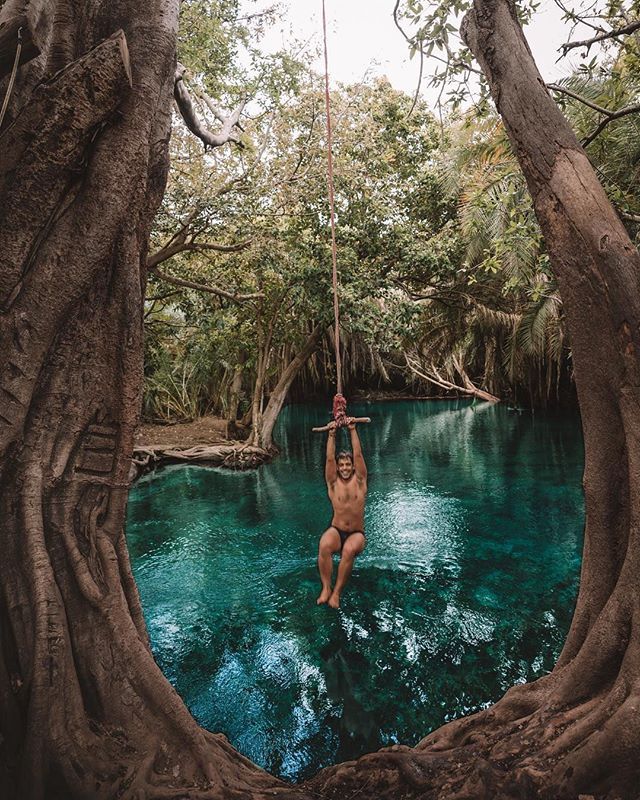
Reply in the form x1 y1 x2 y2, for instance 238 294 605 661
348 420 367 481
325 421 337 484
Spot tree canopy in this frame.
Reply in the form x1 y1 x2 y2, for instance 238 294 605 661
145 0 640 436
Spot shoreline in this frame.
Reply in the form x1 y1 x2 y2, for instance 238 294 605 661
131 394 474 481
131 441 273 481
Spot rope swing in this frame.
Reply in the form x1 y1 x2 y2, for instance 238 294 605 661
313 0 370 433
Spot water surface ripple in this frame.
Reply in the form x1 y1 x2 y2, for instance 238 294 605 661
126 400 584 781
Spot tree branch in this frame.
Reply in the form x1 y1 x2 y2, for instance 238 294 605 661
620 210 640 224
551 0 607 35
581 103 640 146
192 83 245 133
560 18 640 54
405 354 500 402
408 40 424 117
547 83 640 146
393 278 474 310
547 82 614 116
151 267 263 302
173 63 245 148
393 0 412 44
201 110 273 200
147 237 252 270
145 290 181 303
393 2 481 78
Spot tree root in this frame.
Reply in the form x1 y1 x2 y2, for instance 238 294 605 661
304 669 640 800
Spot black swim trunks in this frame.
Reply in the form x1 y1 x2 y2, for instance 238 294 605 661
331 524 364 551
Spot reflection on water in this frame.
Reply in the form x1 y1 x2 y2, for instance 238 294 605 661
126 400 584 781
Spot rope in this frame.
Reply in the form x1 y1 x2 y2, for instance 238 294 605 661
0 26 23 130
321 0 342 397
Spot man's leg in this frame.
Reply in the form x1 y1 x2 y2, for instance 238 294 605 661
317 527 341 605
328 533 365 609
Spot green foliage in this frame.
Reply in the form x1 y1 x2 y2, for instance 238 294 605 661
144 0 640 420
551 64 640 228
395 0 538 113
144 361 210 423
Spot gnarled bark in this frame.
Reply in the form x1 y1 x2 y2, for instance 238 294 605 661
0 2 299 798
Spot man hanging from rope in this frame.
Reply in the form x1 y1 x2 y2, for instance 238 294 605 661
312 1 370 609
316 418 367 609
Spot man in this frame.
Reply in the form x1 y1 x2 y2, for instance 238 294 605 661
317 418 367 608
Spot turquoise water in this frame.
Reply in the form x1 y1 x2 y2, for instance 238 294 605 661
126 400 584 782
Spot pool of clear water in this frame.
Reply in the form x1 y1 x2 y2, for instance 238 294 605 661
126 400 584 782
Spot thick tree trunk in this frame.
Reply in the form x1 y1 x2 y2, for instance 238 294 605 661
459 1 639 672
249 312 275 449
249 351 268 448
256 326 323 451
226 357 245 436
0 2 298 798
306 1 640 798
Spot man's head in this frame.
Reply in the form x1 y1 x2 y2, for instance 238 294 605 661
336 450 354 481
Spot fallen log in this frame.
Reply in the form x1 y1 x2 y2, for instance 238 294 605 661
131 442 272 480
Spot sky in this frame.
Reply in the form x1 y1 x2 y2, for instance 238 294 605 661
250 0 590 107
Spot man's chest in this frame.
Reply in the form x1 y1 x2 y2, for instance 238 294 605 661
330 481 366 505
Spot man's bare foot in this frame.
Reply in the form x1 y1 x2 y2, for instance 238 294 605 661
317 587 332 605
328 592 340 609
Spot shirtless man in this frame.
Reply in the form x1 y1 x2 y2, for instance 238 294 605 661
316 418 367 609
